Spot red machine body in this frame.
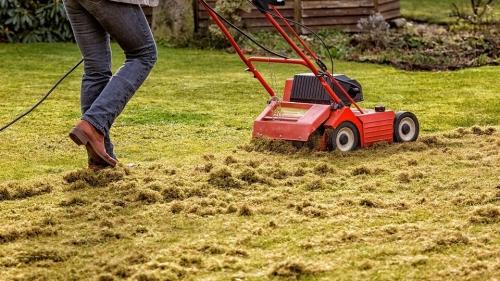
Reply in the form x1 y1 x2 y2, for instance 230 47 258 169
254 84 396 148
199 0 419 151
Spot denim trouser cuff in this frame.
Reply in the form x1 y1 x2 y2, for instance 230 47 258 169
82 115 106 136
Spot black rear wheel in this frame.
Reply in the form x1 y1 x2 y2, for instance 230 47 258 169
394 112 419 142
328 122 359 152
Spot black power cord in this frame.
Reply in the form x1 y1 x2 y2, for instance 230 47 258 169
246 0 335 73
274 14 336 73
0 59 84 133
246 1 363 92
201 0 288 59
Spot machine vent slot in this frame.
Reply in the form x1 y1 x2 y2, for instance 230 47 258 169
290 73 363 106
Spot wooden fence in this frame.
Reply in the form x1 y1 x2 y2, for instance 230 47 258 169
194 0 400 33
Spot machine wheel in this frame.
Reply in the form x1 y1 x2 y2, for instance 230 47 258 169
328 122 360 152
394 112 419 142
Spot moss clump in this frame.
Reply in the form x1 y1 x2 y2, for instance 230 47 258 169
67 180 90 191
358 260 373 270
469 205 500 224
224 155 238 165
0 181 53 201
238 204 253 216
99 229 123 241
134 272 161 281
352 166 372 176
59 197 88 207
195 162 213 173
0 229 21 244
304 179 326 191
471 126 482 135
179 254 203 267
17 249 67 264
63 167 125 187
199 244 226 255
313 163 334 175
271 168 289 180
270 260 323 278
471 126 496 136
407 159 418 166
162 186 185 202
397 172 411 183
186 204 200 214
170 201 184 214
398 142 428 152
420 135 445 147
247 160 260 168
97 274 114 281
208 168 241 189
359 198 383 208
13 183 53 200
135 189 161 204
165 169 176 176
246 138 298 154
434 232 470 247
301 206 327 218
112 199 127 208
456 127 467 135
340 231 360 242
202 154 215 161
197 206 218 217
145 181 163 192
0 225 57 244
226 204 238 213
0 186 10 201
238 168 265 185
126 252 150 265
227 248 249 257
293 167 307 177
185 185 209 198
485 127 496 135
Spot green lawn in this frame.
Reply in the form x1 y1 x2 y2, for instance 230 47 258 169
0 44 499 280
401 0 499 23
0 43 498 181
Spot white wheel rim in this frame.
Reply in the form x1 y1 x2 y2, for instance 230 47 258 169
398 117 416 142
336 127 355 152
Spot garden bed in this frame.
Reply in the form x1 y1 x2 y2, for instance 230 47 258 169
348 21 499 71
231 18 499 71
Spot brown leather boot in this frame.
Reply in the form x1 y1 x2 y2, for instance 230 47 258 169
69 120 117 167
87 147 113 171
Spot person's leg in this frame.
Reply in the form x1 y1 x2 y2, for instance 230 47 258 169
75 0 157 137
62 0 116 159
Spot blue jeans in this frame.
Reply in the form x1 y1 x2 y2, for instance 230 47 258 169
63 0 157 159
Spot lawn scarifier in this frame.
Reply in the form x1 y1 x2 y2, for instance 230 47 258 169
201 0 420 151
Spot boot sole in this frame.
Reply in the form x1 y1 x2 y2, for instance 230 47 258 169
69 128 117 168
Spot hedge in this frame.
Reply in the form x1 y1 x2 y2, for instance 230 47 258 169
0 0 73 43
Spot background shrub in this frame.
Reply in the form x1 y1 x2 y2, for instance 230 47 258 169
355 13 391 50
0 0 72 43
451 0 497 25
192 0 250 49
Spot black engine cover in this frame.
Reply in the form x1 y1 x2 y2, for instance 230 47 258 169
290 73 363 106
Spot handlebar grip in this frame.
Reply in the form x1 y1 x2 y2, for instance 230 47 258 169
269 0 285 6
253 0 285 12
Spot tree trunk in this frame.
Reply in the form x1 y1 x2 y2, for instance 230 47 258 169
152 0 194 46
